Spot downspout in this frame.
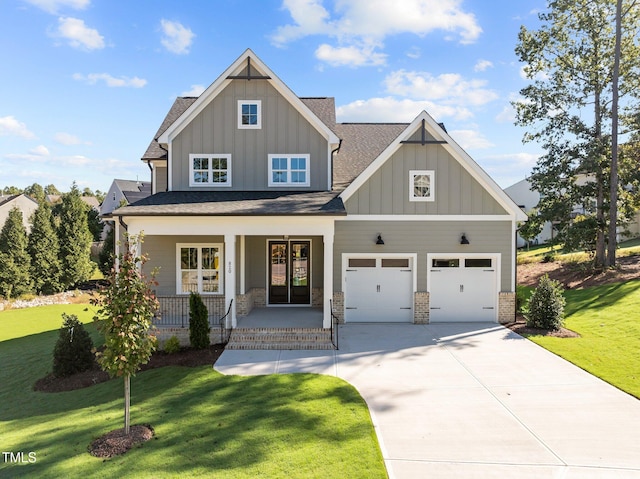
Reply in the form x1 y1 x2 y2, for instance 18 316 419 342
330 139 342 190
146 160 153 194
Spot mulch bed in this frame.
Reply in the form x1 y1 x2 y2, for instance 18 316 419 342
505 319 580 338
88 424 155 458
33 344 225 393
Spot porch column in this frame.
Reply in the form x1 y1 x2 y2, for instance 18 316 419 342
225 234 237 328
323 232 334 329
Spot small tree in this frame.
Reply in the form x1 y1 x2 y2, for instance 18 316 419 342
93 233 158 435
52 313 94 377
98 225 115 276
0 207 33 298
526 274 566 330
189 292 210 349
28 202 63 295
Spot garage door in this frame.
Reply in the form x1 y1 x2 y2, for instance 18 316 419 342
429 256 497 322
345 257 413 322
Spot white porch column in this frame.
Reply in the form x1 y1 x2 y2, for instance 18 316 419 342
323 232 334 329
239 235 246 295
225 234 237 328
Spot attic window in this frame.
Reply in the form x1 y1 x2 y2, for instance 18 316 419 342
409 170 435 202
238 100 261 129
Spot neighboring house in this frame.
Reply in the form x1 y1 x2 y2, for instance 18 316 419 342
110 49 526 329
100 179 151 216
47 194 101 211
0 194 39 234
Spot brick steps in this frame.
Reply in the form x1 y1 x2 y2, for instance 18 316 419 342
225 327 335 350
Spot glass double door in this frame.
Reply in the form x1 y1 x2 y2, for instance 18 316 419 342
268 240 310 304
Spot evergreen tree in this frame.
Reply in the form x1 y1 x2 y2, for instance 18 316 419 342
57 184 94 289
23 183 46 205
28 202 63 295
98 224 116 276
0 207 33 298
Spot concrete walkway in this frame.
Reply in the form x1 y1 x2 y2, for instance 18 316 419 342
215 323 640 478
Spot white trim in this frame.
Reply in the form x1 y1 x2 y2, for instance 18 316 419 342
237 100 262 129
151 164 157 195
265 238 313 306
224 234 236 327
338 214 515 221
323 232 333 328
175 243 224 295
239 235 246 295
409 170 435 202
268 154 311 187
188 154 232 187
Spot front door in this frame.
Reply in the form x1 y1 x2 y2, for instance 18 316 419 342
268 240 311 305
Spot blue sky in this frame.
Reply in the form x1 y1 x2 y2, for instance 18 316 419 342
0 0 545 193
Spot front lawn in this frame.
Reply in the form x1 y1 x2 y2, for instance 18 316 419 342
0 305 386 479
525 280 640 399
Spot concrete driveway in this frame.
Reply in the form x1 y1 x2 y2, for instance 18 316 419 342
215 323 640 478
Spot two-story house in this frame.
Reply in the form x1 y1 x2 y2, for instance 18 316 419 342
110 49 526 334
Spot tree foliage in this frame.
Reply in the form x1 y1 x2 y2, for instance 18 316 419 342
28 202 63 295
189 292 210 349
93 233 159 434
52 313 94 377
514 0 640 266
526 274 566 330
98 224 116 276
0 207 33 298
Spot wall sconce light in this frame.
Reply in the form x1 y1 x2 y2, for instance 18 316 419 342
460 233 470 245
376 234 385 245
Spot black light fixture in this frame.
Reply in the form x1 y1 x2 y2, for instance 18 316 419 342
376 234 385 245
460 233 470 245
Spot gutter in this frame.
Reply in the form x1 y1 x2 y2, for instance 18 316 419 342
330 139 342 190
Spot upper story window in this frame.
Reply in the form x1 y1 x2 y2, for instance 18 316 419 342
189 154 231 187
409 170 435 202
268 154 310 187
238 100 261 129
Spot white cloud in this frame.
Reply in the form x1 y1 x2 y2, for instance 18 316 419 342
55 17 104 50
448 129 494 150
73 73 147 88
0 116 36 139
23 0 89 14
337 97 473 123
384 70 499 106
315 43 386 67
54 132 89 145
29 145 50 156
180 84 206 97
160 19 194 55
406 46 421 59
474 59 493 72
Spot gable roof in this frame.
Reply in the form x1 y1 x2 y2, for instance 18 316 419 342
339 111 527 221
143 97 197 161
157 49 339 147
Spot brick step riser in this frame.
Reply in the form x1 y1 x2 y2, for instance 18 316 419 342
225 342 335 350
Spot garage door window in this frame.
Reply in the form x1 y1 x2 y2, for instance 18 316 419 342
465 258 492 268
382 258 409 268
348 258 376 267
432 259 459 268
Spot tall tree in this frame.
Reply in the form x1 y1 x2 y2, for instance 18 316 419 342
44 184 60 195
23 183 46 205
515 0 640 266
0 207 33 298
93 234 158 435
28 202 63 295
57 184 94 288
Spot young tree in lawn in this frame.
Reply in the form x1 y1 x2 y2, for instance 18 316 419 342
28 202 63 295
514 0 640 266
0 207 33 298
93 233 159 435
57 184 94 288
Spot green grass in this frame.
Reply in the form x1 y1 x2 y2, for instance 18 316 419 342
517 236 640 264
524 280 640 399
0 305 386 479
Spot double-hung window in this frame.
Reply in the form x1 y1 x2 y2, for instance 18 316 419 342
409 170 435 202
189 154 231 187
177 244 223 294
237 100 261 129
268 154 310 187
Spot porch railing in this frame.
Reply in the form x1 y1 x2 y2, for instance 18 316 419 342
330 299 339 350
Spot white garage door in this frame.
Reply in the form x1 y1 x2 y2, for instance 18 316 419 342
345 257 414 322
429 256 497 322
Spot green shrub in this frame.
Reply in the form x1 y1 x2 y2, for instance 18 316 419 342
163 335 181 354
541 251 557 263
516 285 530 314
52 313 94 377
189 292 210 349
525 274 566 330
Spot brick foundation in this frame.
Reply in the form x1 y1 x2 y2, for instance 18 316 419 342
414 291 429 324
332 292 344 323
498 292 516 324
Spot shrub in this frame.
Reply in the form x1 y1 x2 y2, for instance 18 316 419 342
525 274 566 330
163 335 181 354
52 313 94 377
189 292 210 349
516 285 530 314
541 251 557 263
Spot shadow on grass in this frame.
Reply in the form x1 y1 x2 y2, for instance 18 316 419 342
564 280 640 317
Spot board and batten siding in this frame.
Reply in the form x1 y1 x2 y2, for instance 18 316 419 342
170 79 329 191
155 166 168 192
333 220 513 292
344 143 507 215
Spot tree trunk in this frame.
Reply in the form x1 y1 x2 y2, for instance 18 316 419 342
124 374 130 435
608 0 623 267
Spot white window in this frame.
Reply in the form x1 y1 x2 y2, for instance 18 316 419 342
268 154 310 187
409 170 435 202
189 154 231 187
237 100 261 129
177 244 223 294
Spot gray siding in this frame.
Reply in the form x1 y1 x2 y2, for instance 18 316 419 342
155 166 168 192
333 220 513 292
345 144 507 215
171 80 330 191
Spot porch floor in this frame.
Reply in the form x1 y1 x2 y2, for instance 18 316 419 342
237 307 324 329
